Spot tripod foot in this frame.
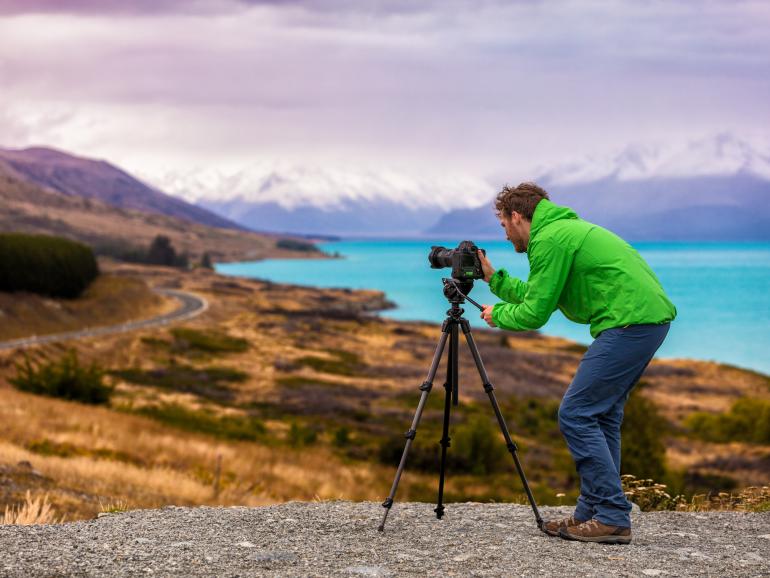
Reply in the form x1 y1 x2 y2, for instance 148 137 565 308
434 504 445 519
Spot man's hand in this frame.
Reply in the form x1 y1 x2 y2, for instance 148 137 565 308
477 250 495 283
480 304 497 327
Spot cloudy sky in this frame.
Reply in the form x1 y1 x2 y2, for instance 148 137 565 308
1 0 768 186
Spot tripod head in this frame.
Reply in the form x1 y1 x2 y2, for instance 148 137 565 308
442 277 484 313
442 277 473 304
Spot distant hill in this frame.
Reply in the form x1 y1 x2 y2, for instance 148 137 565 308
0 159 317 262
0 146 244 231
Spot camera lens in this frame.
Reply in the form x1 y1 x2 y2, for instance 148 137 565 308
428 246 453 269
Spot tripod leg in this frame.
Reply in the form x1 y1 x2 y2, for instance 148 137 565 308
460 320 545 532
378 326 450 532
435 321 457 519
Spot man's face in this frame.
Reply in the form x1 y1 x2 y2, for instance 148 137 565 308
500 212 529 253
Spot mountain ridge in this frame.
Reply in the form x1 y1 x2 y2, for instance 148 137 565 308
0 146 246 232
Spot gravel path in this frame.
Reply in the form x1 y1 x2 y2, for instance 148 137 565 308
0 289 208 350
1 502 768 577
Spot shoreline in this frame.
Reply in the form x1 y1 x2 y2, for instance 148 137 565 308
213 262 770 378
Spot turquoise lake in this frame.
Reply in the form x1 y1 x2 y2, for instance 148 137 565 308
216 240 770 375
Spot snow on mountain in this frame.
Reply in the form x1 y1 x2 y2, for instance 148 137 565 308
537 133 770 185
151 161 493 213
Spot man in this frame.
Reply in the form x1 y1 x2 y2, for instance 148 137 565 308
477 182 676 545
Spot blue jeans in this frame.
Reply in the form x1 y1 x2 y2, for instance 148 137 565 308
558 322 671 528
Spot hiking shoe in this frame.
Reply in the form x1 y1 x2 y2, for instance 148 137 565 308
543 514 586 537
558 519 632 544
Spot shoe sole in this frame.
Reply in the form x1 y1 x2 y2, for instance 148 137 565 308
558 528 631 544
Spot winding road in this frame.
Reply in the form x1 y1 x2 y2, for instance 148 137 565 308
0 289 208 351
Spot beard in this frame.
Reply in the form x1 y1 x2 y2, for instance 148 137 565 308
510 237 525 253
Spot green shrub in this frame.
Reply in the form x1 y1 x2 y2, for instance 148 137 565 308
686 398 770 444
10 350 112 405
276 238 319 252
451 415 509 475
0 233 98 298
136 404 265 441
170 328 249 354
507 397 560 439
288 422 319 447
333 426 351 447
621 385 668 481
378 415 508 474
147 235 188 267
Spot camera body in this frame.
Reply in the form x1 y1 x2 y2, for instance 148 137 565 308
429 240 486 280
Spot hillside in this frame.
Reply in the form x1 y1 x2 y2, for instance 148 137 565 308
0 161 324 262
0 263 767 523
0 147 242 231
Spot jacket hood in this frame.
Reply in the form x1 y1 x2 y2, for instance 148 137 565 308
530 199 579 240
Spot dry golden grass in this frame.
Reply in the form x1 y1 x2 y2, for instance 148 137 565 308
2 491 62 525
0 264 767 524
0 274 171 341
0 384 396 521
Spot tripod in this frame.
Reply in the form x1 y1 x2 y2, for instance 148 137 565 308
378 277 545 533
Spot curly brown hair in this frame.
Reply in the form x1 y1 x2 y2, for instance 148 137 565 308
494 182 549 221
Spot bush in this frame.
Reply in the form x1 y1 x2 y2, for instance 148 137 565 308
276 238 319 252
686 398 770 444
378 415 508 475
93 235 189 268
10 350 112 405
147 235 189 267
169 328 249 354
620 385 668 481
451 415 509 475
0 233 99 298
288 422 319 447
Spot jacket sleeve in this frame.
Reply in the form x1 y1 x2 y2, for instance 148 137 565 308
491 240 574 331
488 268 527 304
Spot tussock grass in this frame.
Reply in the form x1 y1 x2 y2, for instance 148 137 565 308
0 386 392 521
169 328 249 354
622 474 770 512
133 403 266 441
11 350 113 405
2 491 63 525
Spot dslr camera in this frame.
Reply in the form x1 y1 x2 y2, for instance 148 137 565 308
428 240 486 280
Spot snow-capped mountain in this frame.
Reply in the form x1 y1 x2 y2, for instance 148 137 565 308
430 133 770 241
535 132 770 185
147 132 770 240
150 162 493 236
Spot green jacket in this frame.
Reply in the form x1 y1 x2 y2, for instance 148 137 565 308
489 199 676 338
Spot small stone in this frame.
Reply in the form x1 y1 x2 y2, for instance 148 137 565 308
344 566 390 577
236 541 256 548
250 551 298 562
170 541 193 548
642 570 663 576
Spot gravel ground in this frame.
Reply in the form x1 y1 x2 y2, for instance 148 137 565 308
0 502 768 577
